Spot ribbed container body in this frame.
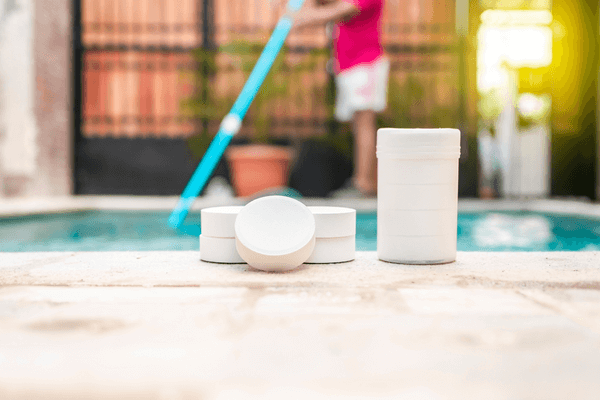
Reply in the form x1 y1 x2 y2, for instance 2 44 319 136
376 128 461 264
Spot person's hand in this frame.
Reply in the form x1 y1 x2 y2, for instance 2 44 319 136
292 0 355 30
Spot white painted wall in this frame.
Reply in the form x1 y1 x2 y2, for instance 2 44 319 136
490 69 551 198
495 69 518 197
0 0 38 187
512 124 551 197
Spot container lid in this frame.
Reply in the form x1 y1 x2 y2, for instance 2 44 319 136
308 206 356 238
201 206 243 238
377 128 461 158
235 196 315 272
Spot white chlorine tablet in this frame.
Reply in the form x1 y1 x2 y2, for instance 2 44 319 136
308 206 356 238
235 196 316 272
200 235 245 264
305 236 355 264
201 206 243 238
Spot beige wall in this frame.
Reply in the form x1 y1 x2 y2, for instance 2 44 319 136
0 0 72 197
30 0 72 196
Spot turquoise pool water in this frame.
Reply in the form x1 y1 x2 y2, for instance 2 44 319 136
0 211 599 252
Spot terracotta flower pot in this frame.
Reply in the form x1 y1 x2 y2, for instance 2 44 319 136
226 144 294 197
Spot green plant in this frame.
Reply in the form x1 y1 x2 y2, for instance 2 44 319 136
219 40 289 144
517 93 551 130
477 88 504 133
180 46 232 159
376 74 429 129
182 39 329 152
370 72 465 143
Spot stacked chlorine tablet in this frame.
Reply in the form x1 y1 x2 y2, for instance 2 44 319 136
305 206 355 264
200 206 245 263
199 196 357 272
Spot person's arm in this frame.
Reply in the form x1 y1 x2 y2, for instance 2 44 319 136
294 0 359 29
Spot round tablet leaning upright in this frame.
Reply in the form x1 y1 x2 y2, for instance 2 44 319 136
235 196 316 272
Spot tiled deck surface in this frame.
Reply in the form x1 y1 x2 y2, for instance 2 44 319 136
1 251 599 399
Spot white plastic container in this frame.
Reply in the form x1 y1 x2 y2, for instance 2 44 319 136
235 196 316 272
306 207 356 264
200 206 245 264
200 235 245 264
377 128 461 264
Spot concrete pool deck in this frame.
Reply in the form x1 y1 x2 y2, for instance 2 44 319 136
1 250 599 399
1 197 599 398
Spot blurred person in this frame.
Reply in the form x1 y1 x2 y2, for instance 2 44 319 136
294 0 388 196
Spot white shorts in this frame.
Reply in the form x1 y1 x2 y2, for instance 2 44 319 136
335 56 390 122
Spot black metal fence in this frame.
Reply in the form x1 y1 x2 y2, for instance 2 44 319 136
74 0 465 195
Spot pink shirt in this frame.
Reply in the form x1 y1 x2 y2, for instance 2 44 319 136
334 0 384 73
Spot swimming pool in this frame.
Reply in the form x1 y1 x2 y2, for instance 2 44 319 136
1 210 599 252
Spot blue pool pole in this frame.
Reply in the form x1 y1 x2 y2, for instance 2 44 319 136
168 0 306 228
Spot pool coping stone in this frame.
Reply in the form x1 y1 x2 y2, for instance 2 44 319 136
1 196 599 218
0 251 599 399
